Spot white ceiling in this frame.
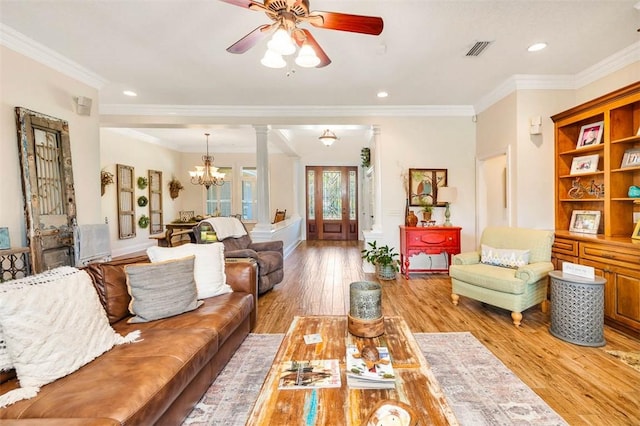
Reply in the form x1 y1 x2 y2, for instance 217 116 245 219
1 0 639 153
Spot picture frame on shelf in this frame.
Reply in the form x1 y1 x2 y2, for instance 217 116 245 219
576 121 604 149
620 148 640 169
569 210 601 234
632 221 640 240
408 168 447 207
570 154 599 175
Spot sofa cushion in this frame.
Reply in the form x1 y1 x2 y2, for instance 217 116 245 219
84 255 149 324
147 243 232 299
0 267 139 408
481 244 530 269
449 263 526 294
125 256 202 323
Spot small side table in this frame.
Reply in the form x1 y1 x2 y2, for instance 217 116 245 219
548 271 606 347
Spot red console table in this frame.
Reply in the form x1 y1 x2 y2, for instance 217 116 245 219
399 226 461 279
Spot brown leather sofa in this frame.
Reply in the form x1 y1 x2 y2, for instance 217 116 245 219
0 255 258 425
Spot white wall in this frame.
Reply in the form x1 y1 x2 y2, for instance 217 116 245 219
100 129 182 256
0 45 101 247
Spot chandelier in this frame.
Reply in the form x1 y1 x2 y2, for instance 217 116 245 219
319 129 338 146
189 133 225 189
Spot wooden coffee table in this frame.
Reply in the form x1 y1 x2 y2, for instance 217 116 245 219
246 315 458 425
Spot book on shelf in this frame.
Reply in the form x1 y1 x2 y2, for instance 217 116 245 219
346 345 396 389
276 359 341 390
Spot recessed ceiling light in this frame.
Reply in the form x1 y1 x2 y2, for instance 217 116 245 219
123 90 137 97
377 91 389 98
527 42 547 52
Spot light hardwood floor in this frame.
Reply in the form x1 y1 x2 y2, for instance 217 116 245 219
255 240 640 425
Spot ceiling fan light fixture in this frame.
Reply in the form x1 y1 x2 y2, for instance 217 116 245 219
319 129 338 146
295 43 320 68
269 28 296 56
261 49 287 68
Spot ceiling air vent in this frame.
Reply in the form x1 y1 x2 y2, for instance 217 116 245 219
465 41 492 57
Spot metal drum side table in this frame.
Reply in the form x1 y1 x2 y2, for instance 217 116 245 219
549 271 606 347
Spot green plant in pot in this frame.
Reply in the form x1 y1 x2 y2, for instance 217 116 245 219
420 200 433 221
361 241 400 280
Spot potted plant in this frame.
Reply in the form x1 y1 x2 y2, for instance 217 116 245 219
420 201 433 221
168 177 184 199
100 170 114 196
361 240 400 280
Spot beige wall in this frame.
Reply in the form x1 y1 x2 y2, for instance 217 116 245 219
100 129 182 256
0 45 101 247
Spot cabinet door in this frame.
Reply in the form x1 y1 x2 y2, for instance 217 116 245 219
610 268 640 330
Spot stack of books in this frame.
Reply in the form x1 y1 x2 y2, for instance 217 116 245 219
346 345 396 389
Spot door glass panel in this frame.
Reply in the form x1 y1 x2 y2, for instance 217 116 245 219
307 170 315 220
322 171 341 220
349 170 356 220
34 128 66 223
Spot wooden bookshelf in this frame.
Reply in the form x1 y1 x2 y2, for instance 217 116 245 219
551 81 640 337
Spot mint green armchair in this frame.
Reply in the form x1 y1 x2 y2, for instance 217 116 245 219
449 227 554 326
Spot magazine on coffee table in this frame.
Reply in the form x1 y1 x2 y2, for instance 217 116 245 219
346 345 396 389
277 359 341 389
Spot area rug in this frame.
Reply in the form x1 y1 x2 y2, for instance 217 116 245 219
605 350 640 373
183 333 567 426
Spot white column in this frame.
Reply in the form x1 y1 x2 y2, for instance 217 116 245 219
253 125 272 232
371 126 383 232
362 125 384 273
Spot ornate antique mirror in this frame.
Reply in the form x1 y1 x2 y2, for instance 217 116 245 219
15 107 77 273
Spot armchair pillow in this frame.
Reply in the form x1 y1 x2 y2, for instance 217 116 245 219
480 244 530 269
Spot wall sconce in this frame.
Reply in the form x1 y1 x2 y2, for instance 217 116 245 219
73 96 93 116
530 116 542 135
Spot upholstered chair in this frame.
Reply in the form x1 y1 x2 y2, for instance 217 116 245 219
449 227 554 326
193 218 284 295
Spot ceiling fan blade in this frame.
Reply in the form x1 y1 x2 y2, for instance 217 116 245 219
308 11 383 35
297 29 331 68
218 0 268 13
226 24 273 54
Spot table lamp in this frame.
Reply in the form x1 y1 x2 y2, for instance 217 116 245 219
438 187 457 227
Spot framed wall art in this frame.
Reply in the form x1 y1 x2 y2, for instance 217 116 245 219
569 210 601 234
570 154 599 175
408 168 447 206
576 121 604 149
621 148 640 169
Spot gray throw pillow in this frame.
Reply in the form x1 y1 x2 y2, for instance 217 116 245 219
124 255 202 323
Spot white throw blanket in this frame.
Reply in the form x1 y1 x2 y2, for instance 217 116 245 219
203 217 247 241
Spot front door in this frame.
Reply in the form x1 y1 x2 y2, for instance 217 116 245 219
306 166 358 240
15 108 76 273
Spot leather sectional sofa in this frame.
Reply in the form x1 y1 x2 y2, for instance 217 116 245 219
0 255 258 425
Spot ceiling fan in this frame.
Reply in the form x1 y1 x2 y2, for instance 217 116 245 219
219 0 384 68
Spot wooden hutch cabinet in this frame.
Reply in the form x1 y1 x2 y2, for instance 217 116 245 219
551 81 640 338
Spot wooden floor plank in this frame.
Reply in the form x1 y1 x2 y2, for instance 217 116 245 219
255 240 640 424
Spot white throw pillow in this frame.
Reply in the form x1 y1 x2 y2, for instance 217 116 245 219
0 267 140 408
147 243 231 299
481 244 530 269
125 256 202 323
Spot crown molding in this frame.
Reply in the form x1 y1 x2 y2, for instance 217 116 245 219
575 41 640 88
474 75 576 114
474 41 640 114
0 23 107 89
99 104 476 117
